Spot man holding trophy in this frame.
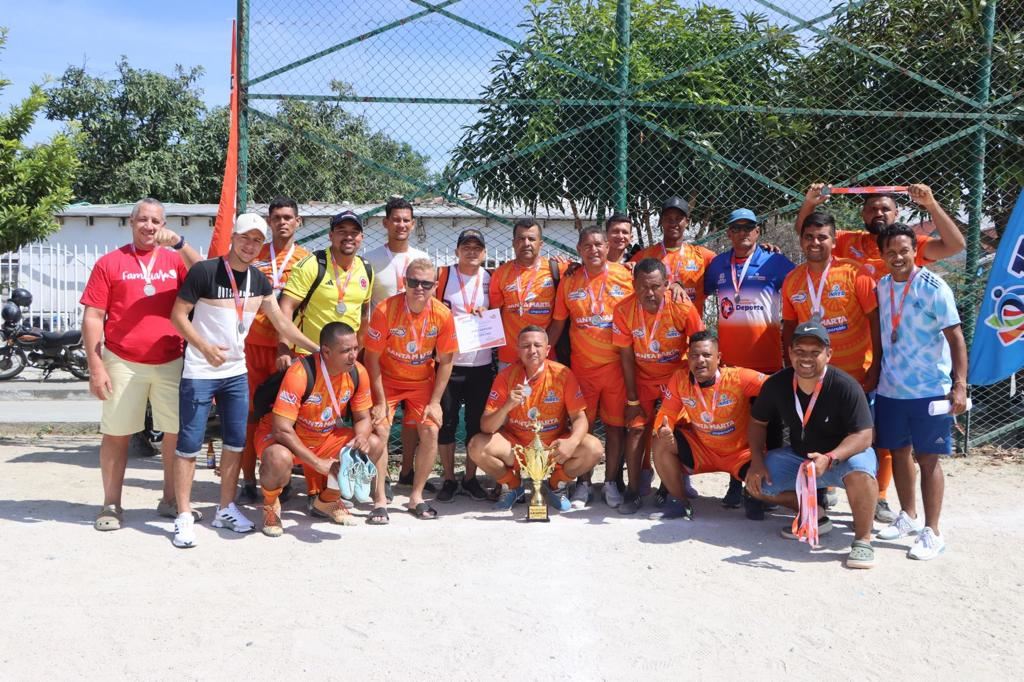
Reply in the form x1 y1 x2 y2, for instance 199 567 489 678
468 326 602 514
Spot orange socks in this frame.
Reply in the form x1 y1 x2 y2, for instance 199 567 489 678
548 464 571 490
318 487 340 503
496 467 522 489
876 448 893 500
262 486 282 507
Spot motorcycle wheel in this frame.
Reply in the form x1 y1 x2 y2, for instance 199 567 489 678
0 347 27 380
67 346 91 380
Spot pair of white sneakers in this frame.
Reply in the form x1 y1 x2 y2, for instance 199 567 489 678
877 510 946 560
173 502 255 548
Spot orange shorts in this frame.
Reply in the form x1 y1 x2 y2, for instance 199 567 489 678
678 430 751 480
245 342 281 403
628 380 667 429
574 363 626 428
253 421 355 495
383 379 436 428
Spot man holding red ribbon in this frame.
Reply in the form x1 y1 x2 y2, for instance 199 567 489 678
746 321 878 569
169 214 318 548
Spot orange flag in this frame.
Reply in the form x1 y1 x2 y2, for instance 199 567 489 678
209 20 239 258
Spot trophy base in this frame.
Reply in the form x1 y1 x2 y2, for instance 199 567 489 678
526 503 550 522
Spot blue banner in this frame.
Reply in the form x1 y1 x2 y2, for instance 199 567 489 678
969 189 1024 385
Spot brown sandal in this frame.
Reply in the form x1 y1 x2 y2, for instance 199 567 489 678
94 504 123 531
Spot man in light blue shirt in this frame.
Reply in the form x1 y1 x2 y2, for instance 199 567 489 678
873 223 968 561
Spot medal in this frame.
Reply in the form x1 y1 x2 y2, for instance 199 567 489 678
454 267 482 316
330 251 356 317
637 298 665 356
320 354 351 431
582 265 608 330
237 322 245 335
406 341 417 354
143 283 156 297
730 251 754 303
403 299 432 358
131 244 159 299
521 384 532 397
692 371 722 426
888 269 918 347
269 241 296 290
513 263 542 317
527 407 540 420
336 302 347 315
222 258 250 338
805 258 833 318
590 314 603 327
519 363 545 409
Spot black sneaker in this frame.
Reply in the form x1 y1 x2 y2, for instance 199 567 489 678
237 481 259 505
460 476 489 501
280 482 293 503
384 478 394 503
743 490 766 521
653 483 669 508
437 479 459 502
722 478 743 509
818 487 838 510
618 490 642 515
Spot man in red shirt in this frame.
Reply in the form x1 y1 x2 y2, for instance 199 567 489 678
81 198 201 531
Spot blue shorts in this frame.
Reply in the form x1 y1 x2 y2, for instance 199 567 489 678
176 373 249 458
874 395 953 455
760 446 877 496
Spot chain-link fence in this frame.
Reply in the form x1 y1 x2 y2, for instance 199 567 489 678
238 0 1024 453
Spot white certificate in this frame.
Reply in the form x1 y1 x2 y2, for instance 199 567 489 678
454 308 507 354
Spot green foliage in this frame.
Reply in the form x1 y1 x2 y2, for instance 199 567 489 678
0 28 78 252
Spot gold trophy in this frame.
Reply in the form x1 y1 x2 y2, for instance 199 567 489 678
512 418 556 522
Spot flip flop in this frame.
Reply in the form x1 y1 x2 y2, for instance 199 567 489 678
94 504 123 531
407 502 438 520
366 507 390 526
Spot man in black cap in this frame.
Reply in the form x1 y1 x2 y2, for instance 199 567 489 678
745 320 879 569
433 229 494 502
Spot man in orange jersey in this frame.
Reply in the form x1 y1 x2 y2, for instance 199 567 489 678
252 322 387 535
364 258 458 519
651 332 768 519
548 225 633 509
489 217 567 369
630 197 716 311
468 326 602 512
239 196 310 503
794 184 964 524
612 258 703 513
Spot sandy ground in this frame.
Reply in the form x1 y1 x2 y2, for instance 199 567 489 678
0 435 1022 681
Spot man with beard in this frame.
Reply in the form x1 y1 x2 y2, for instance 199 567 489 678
793 184 963 523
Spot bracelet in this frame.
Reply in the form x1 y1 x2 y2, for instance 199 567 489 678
626 399 640 406
172 235 186 250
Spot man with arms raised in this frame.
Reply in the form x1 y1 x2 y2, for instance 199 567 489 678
239 196 310 503
873 224 968 560
796 183 964 521
82 198 201 531
612 258 703 513
746 321 879 569
252 322 388 535
468 326 602 512
548 226 633 509
651 332 768 519
364 258 458 519
169 214 318 548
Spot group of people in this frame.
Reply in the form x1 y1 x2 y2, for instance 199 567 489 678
82 186 969 569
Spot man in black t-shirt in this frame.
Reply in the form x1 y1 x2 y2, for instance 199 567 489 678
746 320 879 569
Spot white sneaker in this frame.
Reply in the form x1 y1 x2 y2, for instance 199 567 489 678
876 510 923 540
212 502 255 533
570 482 591 510
173 512 196 548
603 481 624 508
908 527 946 561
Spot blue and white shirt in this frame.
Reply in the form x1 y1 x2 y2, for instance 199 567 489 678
877 267 960 400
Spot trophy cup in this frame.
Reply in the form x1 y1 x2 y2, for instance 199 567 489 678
512 419 556 522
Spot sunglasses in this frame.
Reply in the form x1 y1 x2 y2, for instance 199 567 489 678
727 223 758 233
406 277 436 290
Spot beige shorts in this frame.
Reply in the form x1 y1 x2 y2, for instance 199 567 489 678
100 349 183 436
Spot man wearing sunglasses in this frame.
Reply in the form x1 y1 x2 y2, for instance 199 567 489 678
364 259 458 519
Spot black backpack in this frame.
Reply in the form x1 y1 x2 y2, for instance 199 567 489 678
294 250 375 320
250 353 360 423
548 259 572 366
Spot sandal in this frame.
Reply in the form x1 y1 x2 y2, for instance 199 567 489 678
846 540 876 570
407 502 438 520
366 507 390 526
94 504 123 531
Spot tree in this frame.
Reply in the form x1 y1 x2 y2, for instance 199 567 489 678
444 0 805 239
0 28 78 253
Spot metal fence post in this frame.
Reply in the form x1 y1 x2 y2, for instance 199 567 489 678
615 0 631 215
237 0 251 213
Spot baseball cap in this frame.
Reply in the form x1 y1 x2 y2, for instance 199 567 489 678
660 196 690 216
792 319 830 346
726 208 758 226
233 213 268 238
330 210 363 231
456 229 485 247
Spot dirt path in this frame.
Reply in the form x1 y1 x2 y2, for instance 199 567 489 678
1 436 1021 680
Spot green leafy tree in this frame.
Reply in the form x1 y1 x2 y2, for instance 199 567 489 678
0 28 78 253
445 0 804 240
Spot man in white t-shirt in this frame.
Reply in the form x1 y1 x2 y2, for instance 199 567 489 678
362 197 429 493
434 229 494 502
168 214 318 548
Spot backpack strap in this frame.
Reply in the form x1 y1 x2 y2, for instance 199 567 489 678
299 353 318 404
294 250 328 320
548 258 560 286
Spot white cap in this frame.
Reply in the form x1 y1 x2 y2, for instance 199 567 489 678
233 213 267 238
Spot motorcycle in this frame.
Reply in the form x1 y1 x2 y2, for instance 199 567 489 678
0 288 90 381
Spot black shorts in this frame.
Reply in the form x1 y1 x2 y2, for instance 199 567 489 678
439 364 495 446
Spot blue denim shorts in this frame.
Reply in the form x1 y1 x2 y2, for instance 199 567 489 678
760 446 877 496
874 395 953 455
175 373 249 457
